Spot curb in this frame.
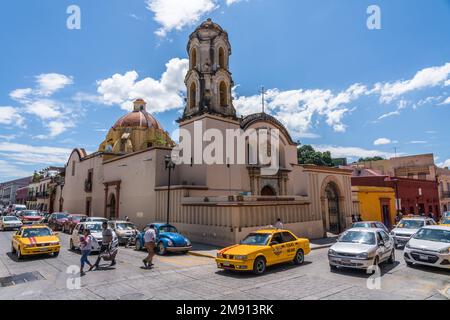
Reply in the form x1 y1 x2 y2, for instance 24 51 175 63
188 243 334 259
311 244 334 251
188 251 216 259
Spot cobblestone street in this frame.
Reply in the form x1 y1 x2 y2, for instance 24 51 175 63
0 231 448 300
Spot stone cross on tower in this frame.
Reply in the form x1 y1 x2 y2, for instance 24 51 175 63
178 19 237 122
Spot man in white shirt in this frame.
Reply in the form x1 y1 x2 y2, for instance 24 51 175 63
143 225 157 268
274 218 284 229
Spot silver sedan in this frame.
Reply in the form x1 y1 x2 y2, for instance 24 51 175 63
0 215 23 231
328 228 395 272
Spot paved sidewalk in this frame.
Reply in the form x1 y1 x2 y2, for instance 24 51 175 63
189 236 337 259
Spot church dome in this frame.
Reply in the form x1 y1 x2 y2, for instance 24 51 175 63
112 99 162 130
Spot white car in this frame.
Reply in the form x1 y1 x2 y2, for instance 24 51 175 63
390 217 436 248
404 225 450 270
69 222 118 252
328 228 395 272
80 216 108 224
0 216 23 231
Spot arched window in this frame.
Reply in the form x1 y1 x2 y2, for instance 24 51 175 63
219 47 226 69
189 82 197 109
190 48 197 70
219 81 227 107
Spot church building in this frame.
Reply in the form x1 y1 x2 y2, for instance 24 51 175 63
57 19 356 245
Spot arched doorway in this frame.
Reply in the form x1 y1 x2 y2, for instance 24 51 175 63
261 185 276 196
324 182 341 234
108 194 116 219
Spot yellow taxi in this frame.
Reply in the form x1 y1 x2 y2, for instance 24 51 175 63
215 228 311 275
11 225 61 260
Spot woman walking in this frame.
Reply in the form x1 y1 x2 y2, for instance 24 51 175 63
80 229 94 275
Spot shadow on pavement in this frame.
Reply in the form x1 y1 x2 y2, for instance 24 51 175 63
215 261 313 279
330 261 401 278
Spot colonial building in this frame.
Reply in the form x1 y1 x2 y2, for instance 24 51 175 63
57 19 356 245
437 167 450 212
352 186 396 228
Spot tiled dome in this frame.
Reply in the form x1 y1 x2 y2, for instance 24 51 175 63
112 99 162 130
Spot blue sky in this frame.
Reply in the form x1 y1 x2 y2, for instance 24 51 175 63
0 0 449 181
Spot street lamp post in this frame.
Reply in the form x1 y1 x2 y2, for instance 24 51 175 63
165 155 176 225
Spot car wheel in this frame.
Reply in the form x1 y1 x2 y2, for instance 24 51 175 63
11 244 16 254
135 240 142 251
293 249 305 265
370 256 379 274
70 239 75 251
406 261 413 267
253 257 266 275
157 242 166 255
16 246 22 260
388 250 395 264
329 264 337 271
52 251 59 258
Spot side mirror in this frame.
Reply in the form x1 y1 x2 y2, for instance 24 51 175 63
379 241 385 247
54 232 59 236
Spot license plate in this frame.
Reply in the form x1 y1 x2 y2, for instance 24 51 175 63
419 255 428 261
222 262 230 266
39 248 48 252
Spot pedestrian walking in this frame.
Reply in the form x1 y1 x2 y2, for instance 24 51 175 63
94 222 116 270
80 229 94 274
274 218 284 229
142 225 156 269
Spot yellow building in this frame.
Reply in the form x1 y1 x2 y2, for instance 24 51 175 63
352 186 396 228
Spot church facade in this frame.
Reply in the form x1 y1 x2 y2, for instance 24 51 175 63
57 19 357 246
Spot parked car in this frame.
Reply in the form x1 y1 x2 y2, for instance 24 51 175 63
80 216 108 224
390 216 436 248
69 221 118 252
108 220 139 245
439 217 450 227
40 212 52 224
0 215 23 231
216 228 310 275
18 210 42 225
328 228 395 272
48 212 69 231
63 214 87 234
135 223 192 255
11 225 61 260
351 221 390 233
404 225 450 270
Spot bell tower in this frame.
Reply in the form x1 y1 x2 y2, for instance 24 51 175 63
179 19 237 122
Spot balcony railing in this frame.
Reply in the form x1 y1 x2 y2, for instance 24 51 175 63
441 191 450 199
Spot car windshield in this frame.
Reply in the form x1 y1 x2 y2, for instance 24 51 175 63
23 211 39 216
338 230 376 245
22 228 52 238
54 213 68 219
413 228 450 243
241 233 271 246
4 216 19 221
116 223 135 230
85 223 102 231
352 222 372 228
397 220 424 229
158 225 178 233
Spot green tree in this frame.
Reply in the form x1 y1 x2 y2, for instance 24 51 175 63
358 156 384 162
297 145 333 167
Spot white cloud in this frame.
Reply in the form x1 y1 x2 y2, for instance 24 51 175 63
410 140 427 144
0 159 31 180
146 0 218 37
373 138 392 146
0 142 72 165
25 99 62 119
0 106 25 127
373 62 450 103
0 134 17 141
439 97 450 105
314 145 399 160
9 88 33 103
437 159 450 168
226 0 246 5
35 73 73 96
234 84 366 138
97 58 189 113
